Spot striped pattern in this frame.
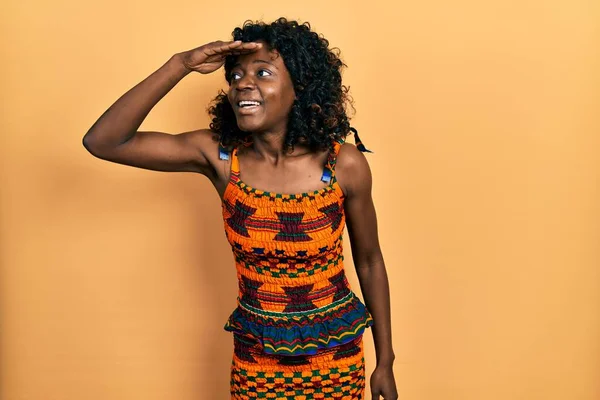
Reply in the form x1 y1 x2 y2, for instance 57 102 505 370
221 137 373 398
231 334 366 399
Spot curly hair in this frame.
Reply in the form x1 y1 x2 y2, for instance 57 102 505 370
207 17 358 153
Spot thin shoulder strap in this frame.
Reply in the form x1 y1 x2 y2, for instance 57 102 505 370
219 143 240 180
218 143 230 161
320 140 343 183
230 147 240 175
320 128 372 183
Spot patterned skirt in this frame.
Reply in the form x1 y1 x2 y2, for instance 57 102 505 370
230 333 366 399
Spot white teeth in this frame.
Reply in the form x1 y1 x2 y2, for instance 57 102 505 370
238 100 261 107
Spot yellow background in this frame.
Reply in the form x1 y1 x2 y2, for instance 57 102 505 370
1 1 598 399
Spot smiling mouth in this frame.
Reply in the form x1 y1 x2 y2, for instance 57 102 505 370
237 100 262 106
236 101 263 115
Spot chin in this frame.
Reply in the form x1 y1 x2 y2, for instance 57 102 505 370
236 118 267 133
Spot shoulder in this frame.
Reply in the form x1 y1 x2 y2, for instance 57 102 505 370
335 142 373 198
183 128 220 151
183 128 232 181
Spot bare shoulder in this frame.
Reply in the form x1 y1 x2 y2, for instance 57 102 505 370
335 143 373 198
185 128 232 180
183 128 220 154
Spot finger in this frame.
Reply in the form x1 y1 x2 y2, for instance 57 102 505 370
229 47 259 54
244 42 262 49
218 40 240 46
212 41 240 52
225 40 257 49
237 46 262 54
217 45 262 57
228 41 262 50
214 42 252 55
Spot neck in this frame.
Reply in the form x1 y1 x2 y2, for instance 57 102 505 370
251 131 286 158
249 131 311 163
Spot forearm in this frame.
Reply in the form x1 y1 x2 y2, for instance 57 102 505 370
83 53 190 153
355 254 395 367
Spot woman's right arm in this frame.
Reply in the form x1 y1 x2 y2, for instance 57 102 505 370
82 41 261 177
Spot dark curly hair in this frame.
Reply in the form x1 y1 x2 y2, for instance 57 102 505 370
207 17 358 153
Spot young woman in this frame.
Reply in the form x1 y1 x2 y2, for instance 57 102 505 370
83 17 397 400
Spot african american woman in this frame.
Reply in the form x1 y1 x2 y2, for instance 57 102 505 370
83 17 398 400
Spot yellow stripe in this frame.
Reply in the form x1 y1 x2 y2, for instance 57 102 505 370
262 318 372 354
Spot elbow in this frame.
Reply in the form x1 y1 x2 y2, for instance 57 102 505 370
82 132 111 159
82 133 100 157
82 129 133 158
354 250 384 271
82 133 93 152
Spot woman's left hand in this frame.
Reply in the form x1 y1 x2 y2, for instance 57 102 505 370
370 365 398 399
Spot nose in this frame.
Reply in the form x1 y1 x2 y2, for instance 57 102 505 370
234 73 256 91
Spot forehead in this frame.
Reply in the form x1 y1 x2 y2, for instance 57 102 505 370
233 41 285 69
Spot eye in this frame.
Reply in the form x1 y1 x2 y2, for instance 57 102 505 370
229 69 271 83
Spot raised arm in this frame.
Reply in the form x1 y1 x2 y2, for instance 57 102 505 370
82 41 262 178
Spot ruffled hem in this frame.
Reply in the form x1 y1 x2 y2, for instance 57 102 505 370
223 294 374 356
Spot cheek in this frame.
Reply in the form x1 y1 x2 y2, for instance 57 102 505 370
261 82 296 115
273 83 295 105
284 83 296 106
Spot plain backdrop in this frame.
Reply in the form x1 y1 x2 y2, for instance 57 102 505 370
1 1 599 399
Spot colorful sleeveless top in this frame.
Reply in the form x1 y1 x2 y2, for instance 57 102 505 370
220 132 374 357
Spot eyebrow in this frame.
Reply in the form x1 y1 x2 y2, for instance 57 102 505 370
232 59 278 70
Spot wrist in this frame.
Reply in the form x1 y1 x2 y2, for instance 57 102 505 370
169 53 192 78
376 354 395 368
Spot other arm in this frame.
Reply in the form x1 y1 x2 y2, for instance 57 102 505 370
337 143 398 399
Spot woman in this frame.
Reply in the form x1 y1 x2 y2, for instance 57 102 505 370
83 17 397 400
